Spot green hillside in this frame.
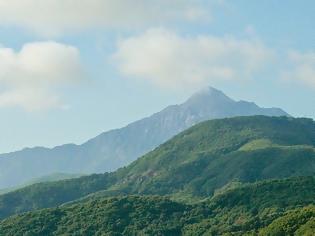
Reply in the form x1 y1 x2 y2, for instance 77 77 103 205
1 176 315 235
0 116 314 219
186 176 315 235
259 205 315 235
0 196 205 236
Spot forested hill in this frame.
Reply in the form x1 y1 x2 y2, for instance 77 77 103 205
1 177 315 235
0 116 314 220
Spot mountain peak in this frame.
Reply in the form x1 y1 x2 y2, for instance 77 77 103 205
184 86 234 107
0 86 290 190
193 86 228 97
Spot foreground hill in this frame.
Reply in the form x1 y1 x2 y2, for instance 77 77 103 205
189 176 315 235
1 177 315 235
0 116 314 220
259 205 315 235
0 87 288 189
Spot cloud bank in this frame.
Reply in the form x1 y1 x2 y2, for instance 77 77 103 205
113 28 272 90
0 0 210 35
0 41 83 111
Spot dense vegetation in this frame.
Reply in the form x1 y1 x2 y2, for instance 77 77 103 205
259 205 315 235
0 196 207 236
2 177 315 235
0 116 314 220
186 176 315 235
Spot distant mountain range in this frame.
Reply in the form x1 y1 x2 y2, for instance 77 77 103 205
0 87 289 189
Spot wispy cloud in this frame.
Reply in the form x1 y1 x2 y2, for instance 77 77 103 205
0 41 83 111
283 51 315 88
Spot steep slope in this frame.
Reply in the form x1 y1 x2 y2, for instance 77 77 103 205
0 87 289 189
109 116 315 197
1 177 315 235
0 116 314 220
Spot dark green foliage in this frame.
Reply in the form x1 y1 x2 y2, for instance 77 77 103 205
259 206 315 236
0 196 209 236
185 176 315 235
2 177 315 235
0 116 314 221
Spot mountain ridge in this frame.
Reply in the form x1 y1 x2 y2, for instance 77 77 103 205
0 87 289 189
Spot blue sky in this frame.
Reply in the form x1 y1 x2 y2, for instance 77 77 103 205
0 0 314 153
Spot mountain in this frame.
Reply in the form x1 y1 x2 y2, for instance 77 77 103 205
1 176 315 235
0 116 314 220
0 87 288 190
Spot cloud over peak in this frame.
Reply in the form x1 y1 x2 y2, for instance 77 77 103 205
113 28 272 90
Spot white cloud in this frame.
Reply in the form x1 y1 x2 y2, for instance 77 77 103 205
0 41 83 111
112 28 273 90
0 88 62 111
284 51 315 88
0 0 210 36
